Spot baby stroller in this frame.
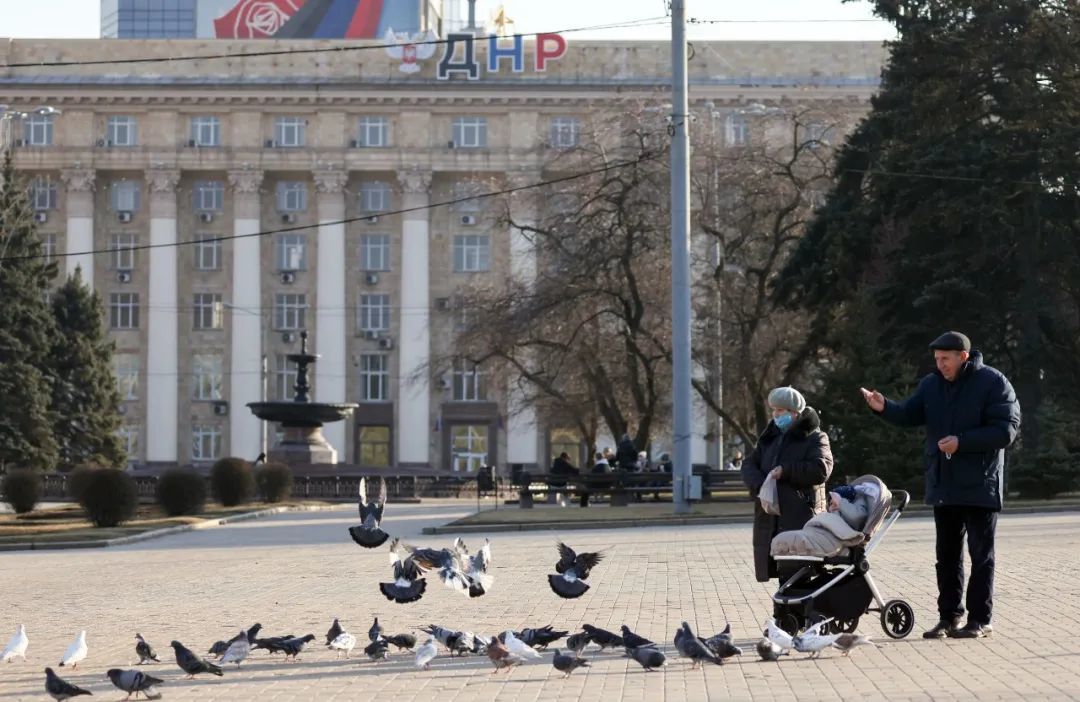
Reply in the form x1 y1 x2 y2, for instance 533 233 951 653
771 475 915 639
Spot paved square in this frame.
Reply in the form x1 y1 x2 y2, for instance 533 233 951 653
2 502 1080 701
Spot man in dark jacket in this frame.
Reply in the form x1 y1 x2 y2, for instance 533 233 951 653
861 331 1020 639
742 386 834 582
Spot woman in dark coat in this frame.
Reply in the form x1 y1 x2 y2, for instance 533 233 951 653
741 386 834 582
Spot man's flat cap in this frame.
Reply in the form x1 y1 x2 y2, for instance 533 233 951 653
929 331 971 352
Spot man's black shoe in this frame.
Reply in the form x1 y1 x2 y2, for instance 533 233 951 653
922 619 960 639
950 622 993 639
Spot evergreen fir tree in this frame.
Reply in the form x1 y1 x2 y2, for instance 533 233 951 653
49 267 126 470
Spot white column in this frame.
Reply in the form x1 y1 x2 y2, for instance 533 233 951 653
60 169 96 284
227 169 265 459
145 168 181 464
396 168 433 466
506 170 540 469
314 170 349 459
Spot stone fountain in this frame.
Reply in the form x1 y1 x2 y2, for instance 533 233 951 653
247 331 358 465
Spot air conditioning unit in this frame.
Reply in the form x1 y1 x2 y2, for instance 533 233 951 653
460 215 477 226
264 139 276 148
377 337 394 350
118 211 133 223
212 401 229 416
199 212 214 223
350 139 362 148
435 297 451 311
437 376 451 390
281 213 297 224
187 138 197 148
447 140 456 149
281 331 296 343
33 211 48 224
280 271 296 284
95 138 106 147
118 403 128 416
365 215 379 224
364 272 379 285
363 329 380 340
13 139 24 147
117 271 132 283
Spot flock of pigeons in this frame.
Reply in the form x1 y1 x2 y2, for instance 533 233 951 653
3 478 875 699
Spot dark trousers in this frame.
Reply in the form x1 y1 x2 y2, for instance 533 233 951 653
934 505 997 625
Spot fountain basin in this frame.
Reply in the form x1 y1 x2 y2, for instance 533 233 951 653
247 401 358 428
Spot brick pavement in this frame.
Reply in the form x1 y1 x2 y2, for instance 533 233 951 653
1 502 1079 701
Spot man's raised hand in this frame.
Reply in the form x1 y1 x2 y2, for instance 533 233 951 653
859 387 885 413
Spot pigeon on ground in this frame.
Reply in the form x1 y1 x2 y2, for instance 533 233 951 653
565 632 590 655
406 539 478 597
486 637 524 674
170 640 223 678
705 623 732 646
107 668 163 700
580 624 624 650
457 537 495 597
421 625 472 657
252 634 297 655
220 632 251 668
763 617 794 652
674 622 721 668
364 638 390 661
348 477 390 548
244 623 263 645
756 637 787 661
2 624 28 663
415 637 438 670
792 627 840 658
216 625 260 657
383 633 417 651
470 635 493 655
551 649 589 678
620 625 656 653
134 634 159 665
832 633 875 656
329 632 357 658
207 641 228 658
548 542 605 599
501 631 542 661
59 631 88 669
508 626 568 650
279 634 316 662
325 618 343 646
628 645 667 672
380 539 428 604
706 637 743 662
368 617 383 643
44 667 92 700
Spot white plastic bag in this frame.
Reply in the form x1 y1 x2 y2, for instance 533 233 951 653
758 474 781 515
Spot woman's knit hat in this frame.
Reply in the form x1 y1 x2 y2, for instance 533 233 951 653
767 386 806 413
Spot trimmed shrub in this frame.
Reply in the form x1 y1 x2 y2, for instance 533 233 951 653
156 468 207 516
210 457 255 507
79 468 138 527
256 462 293 503
1 469 42 514
67 465 98 502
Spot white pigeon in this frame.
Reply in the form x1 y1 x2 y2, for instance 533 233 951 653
220 631 251 667
832 632 876 656
59 631 88 669
501 631 542 660
415 637 438 670
763 618 793 651
329 632 357 658
1 624 28 663
792 623 840 659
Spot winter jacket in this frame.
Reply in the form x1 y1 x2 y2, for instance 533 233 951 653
878 350 1020 511
741 407 834 581
616 436 639 471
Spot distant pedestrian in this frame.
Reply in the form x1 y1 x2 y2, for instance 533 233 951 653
725 451 744 472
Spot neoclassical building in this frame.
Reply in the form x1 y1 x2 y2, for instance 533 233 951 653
0 36 886 472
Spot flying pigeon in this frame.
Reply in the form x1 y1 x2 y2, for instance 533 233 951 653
674 622 721 668
500 631 542 661
170 640 223 678
106 668 163 700
348 477 389 548
458 537 494 597
59 631 87 669
565 632 590 655
620 625 655 653
580 624 624 650
763 618 794 651
279 634 316 662
509 626 568 650
134 634 159 665
44 667 92 700
548 542 605 599
219 632 251 668
2 624 28 663
414 637 438 670
364 638 390 661
325 618 343 647
379 539 428 604
832 633 875 656
329 632 357 658
486 637 525 674
756 637 787 661
368 617 383 643
628 645 667 671
407 539 479 597
383 633 417 651
551 649 589 678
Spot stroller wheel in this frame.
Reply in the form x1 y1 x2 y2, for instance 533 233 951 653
778 612 803 637
881 599 915 639
830 618 859 634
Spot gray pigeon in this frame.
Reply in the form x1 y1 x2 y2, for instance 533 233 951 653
380 539 428 604
107 668 163 700
348 477 389 548
551 649 589 678
383 633 417 651
421 624 471 656
580 624 623 650
756 637 786 661
44 667 92 701
279 634 316 662
832 633 875 656
674 622 721 668
705 636 743 663
364 638 390 661
628 646 666 671
368 616 383 643
565 632 590 655
325 618 343 646
504 626 568 650
705 623 732 646
134 634 159 664
620 625 655 654
207 640 229 658
549 542 605 599
170 640 223 678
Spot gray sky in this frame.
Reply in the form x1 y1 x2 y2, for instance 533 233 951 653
2 0 895 41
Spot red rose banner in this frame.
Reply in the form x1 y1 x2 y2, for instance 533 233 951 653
214 0 307 39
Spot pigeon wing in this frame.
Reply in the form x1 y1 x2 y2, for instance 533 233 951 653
554 542 577 573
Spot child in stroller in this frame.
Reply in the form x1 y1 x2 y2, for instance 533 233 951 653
768 475 916 639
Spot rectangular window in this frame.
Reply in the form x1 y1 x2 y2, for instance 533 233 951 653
358 354 389 401
118 425 139 463
451 181 483 212
191 425 222 462
360 234 390 271
24 114 54 146
110 181 140 213
106 115 138 146
29 177 58 210
359 181 391 212
453 234 490 272
358 293 391 332
357 116 389 147
192 354 224 400
451 116 487 148
192 292 223 330
41 233 58 263
549 117 580 148
194 235 222 271
274 293 306 330
274 116 306 147
275 354 298 400
450 424 488 472
276 181 307 212
109 292 140 329
190 116 220 147
275 234 307 270
725 113 750 147
110 233 137 271
452 359 485 401
357 425 391 467
193 180 224 211
114 354 140 400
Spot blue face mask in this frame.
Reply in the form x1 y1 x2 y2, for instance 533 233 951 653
774 413 795 432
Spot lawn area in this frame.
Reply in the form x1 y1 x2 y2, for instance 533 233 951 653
450 499 753 526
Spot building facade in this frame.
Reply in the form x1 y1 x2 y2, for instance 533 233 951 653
0 36 885 472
